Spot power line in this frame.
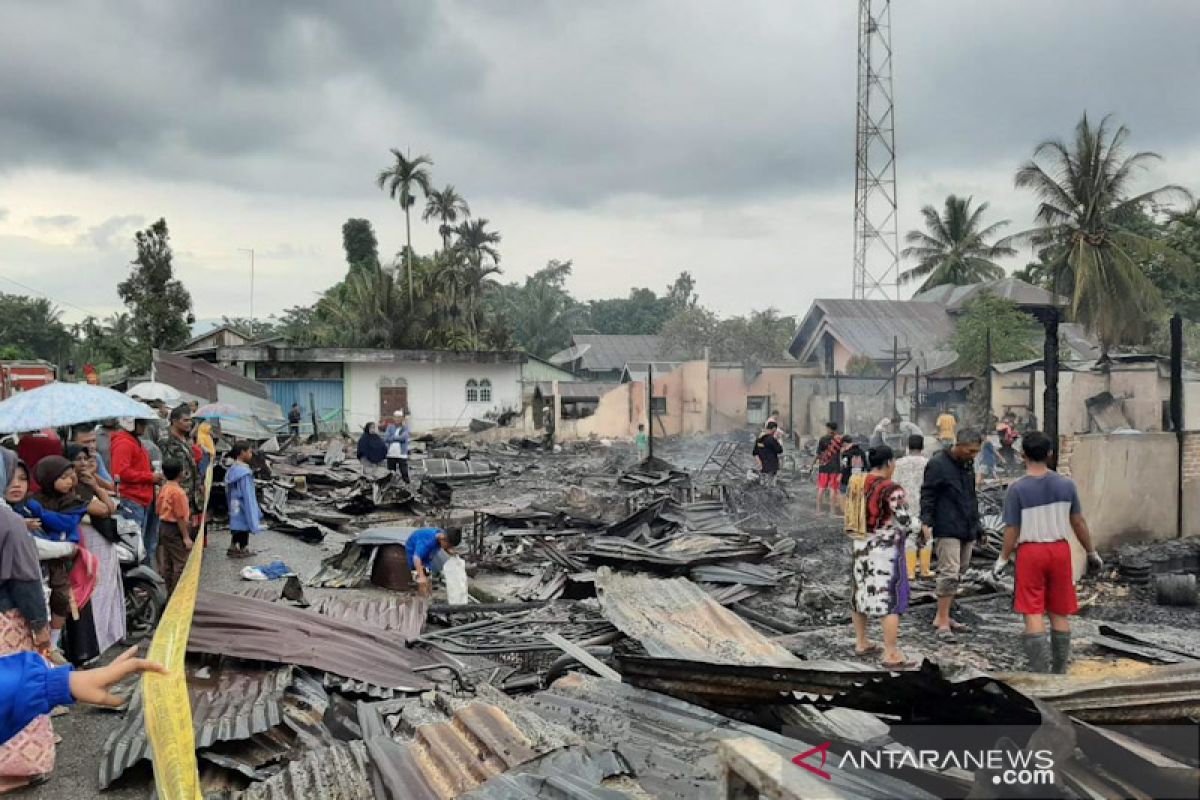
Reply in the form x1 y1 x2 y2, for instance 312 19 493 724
0 273 108 319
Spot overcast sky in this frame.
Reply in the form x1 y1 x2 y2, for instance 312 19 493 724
2 0 1198 326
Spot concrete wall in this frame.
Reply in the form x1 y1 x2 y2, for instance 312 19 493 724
557 381 644 441
792 375 915 440
998 366 1185 434
708 365 812 434
1058 432 1198 551
344 361 522 432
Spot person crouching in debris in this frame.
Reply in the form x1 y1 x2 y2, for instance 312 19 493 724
155 459 192 593
752 422 783 485
224 443 262 559
993 431 1102 674
406 527 463 596
847 446 916 669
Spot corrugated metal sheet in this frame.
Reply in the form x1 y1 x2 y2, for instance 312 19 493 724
997 662 1200 723
520 673 934 800
263 379 344 419
569 335 664 372
423 458 499 482
237 740 374 800
462 745 634 799
533 381 622 400
689 562 792 586
188 591 443 691
594 570 803 667
308 594 429 638
791 298 954 361
99 663 292 788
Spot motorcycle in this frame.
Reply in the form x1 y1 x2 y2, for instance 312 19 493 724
112 515 168 641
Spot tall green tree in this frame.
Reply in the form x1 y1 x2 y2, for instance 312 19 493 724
0 294 72 362
951 294 1040 375
376 149 433 307
422 186 470 252
661 306 795 362
900 195 1015 292
585 289 668 335
664 271 699 314
487 260 584 358
116 218 193 372
1144 199 1200 321
341 218 380 272
1014 113 1191 352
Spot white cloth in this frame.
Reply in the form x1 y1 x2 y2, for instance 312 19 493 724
82 522 127 655
386 442 406 459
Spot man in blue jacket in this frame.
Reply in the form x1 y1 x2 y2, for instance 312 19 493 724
920 429 983 640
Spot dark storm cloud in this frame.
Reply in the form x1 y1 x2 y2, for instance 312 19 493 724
1 1 1198 207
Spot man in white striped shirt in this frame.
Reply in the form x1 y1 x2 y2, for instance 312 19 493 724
995 431 1102 674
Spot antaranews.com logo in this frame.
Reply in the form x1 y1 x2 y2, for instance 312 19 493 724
793 741 1055 788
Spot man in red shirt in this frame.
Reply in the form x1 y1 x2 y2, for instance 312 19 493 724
110 418 163 563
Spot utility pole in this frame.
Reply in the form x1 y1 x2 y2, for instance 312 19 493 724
238 248 255 335
984 326 993 426
892 335 899 416
646 363 655 462
852 0 899 299
1170 313 1184 538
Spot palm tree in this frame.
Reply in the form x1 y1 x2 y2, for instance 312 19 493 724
1014 113 1191 351
422 186 470 252
900 195 1015 292
452 218 501 270
376 149 433 307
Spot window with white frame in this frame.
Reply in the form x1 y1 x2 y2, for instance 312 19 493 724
466 379 479 403
478 379 492 402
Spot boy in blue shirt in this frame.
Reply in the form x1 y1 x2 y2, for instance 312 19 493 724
405 527 462 594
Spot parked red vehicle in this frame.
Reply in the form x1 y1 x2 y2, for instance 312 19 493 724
0 360 56 399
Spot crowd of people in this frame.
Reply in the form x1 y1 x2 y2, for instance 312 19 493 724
805 411 1102 674
0 398 266 790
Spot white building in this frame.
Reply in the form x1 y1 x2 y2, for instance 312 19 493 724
216 346 570 433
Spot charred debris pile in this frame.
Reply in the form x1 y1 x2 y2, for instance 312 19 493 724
103 435 1200 799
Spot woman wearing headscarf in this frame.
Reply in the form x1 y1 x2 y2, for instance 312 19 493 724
848 445 916 670
356 423 387 476
66 445 125 656
32 458 99 666
0 448 57 791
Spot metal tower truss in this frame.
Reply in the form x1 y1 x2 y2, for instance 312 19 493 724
852 0 899 299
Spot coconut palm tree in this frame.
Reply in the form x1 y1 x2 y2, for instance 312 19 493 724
1014 113 1191 351
900 195 1015 292
422 186 470 252
450 218 502 344
376 149 433 307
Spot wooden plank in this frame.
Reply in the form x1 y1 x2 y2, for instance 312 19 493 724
542 632 622 682
717 737 848 800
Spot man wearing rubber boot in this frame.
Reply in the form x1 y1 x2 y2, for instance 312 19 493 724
993 431 1103 673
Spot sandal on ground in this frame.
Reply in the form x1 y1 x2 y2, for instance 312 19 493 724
880 656 918 670
854 643 881 657
934 627 957 642
947 620 970 632
226 548 240 557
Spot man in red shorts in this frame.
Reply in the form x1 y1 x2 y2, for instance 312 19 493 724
813 421 844 515
994 431 1102 673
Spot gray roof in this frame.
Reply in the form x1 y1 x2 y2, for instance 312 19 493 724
533 381 621 400
549 335 664 371
790 299 956 362
913 277 1066 311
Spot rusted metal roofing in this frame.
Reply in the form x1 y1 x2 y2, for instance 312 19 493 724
187 591 444 691
997 661 1200 723
462 745 634 799
99 663 293 788
520 673 933 800
238 740 374 800
594 570 803 667
423 458 500 483
308 593 429 639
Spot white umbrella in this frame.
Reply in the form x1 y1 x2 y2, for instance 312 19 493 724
0 382 157 433
126 381 183 404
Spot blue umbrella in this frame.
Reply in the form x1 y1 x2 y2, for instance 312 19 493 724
0 382 157 433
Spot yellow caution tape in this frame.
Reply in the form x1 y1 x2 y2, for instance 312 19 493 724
142 466 213 800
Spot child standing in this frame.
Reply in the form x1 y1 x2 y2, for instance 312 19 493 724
224 443 262 558
30 458 91 653
634 424 649 461
155 459 192 593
